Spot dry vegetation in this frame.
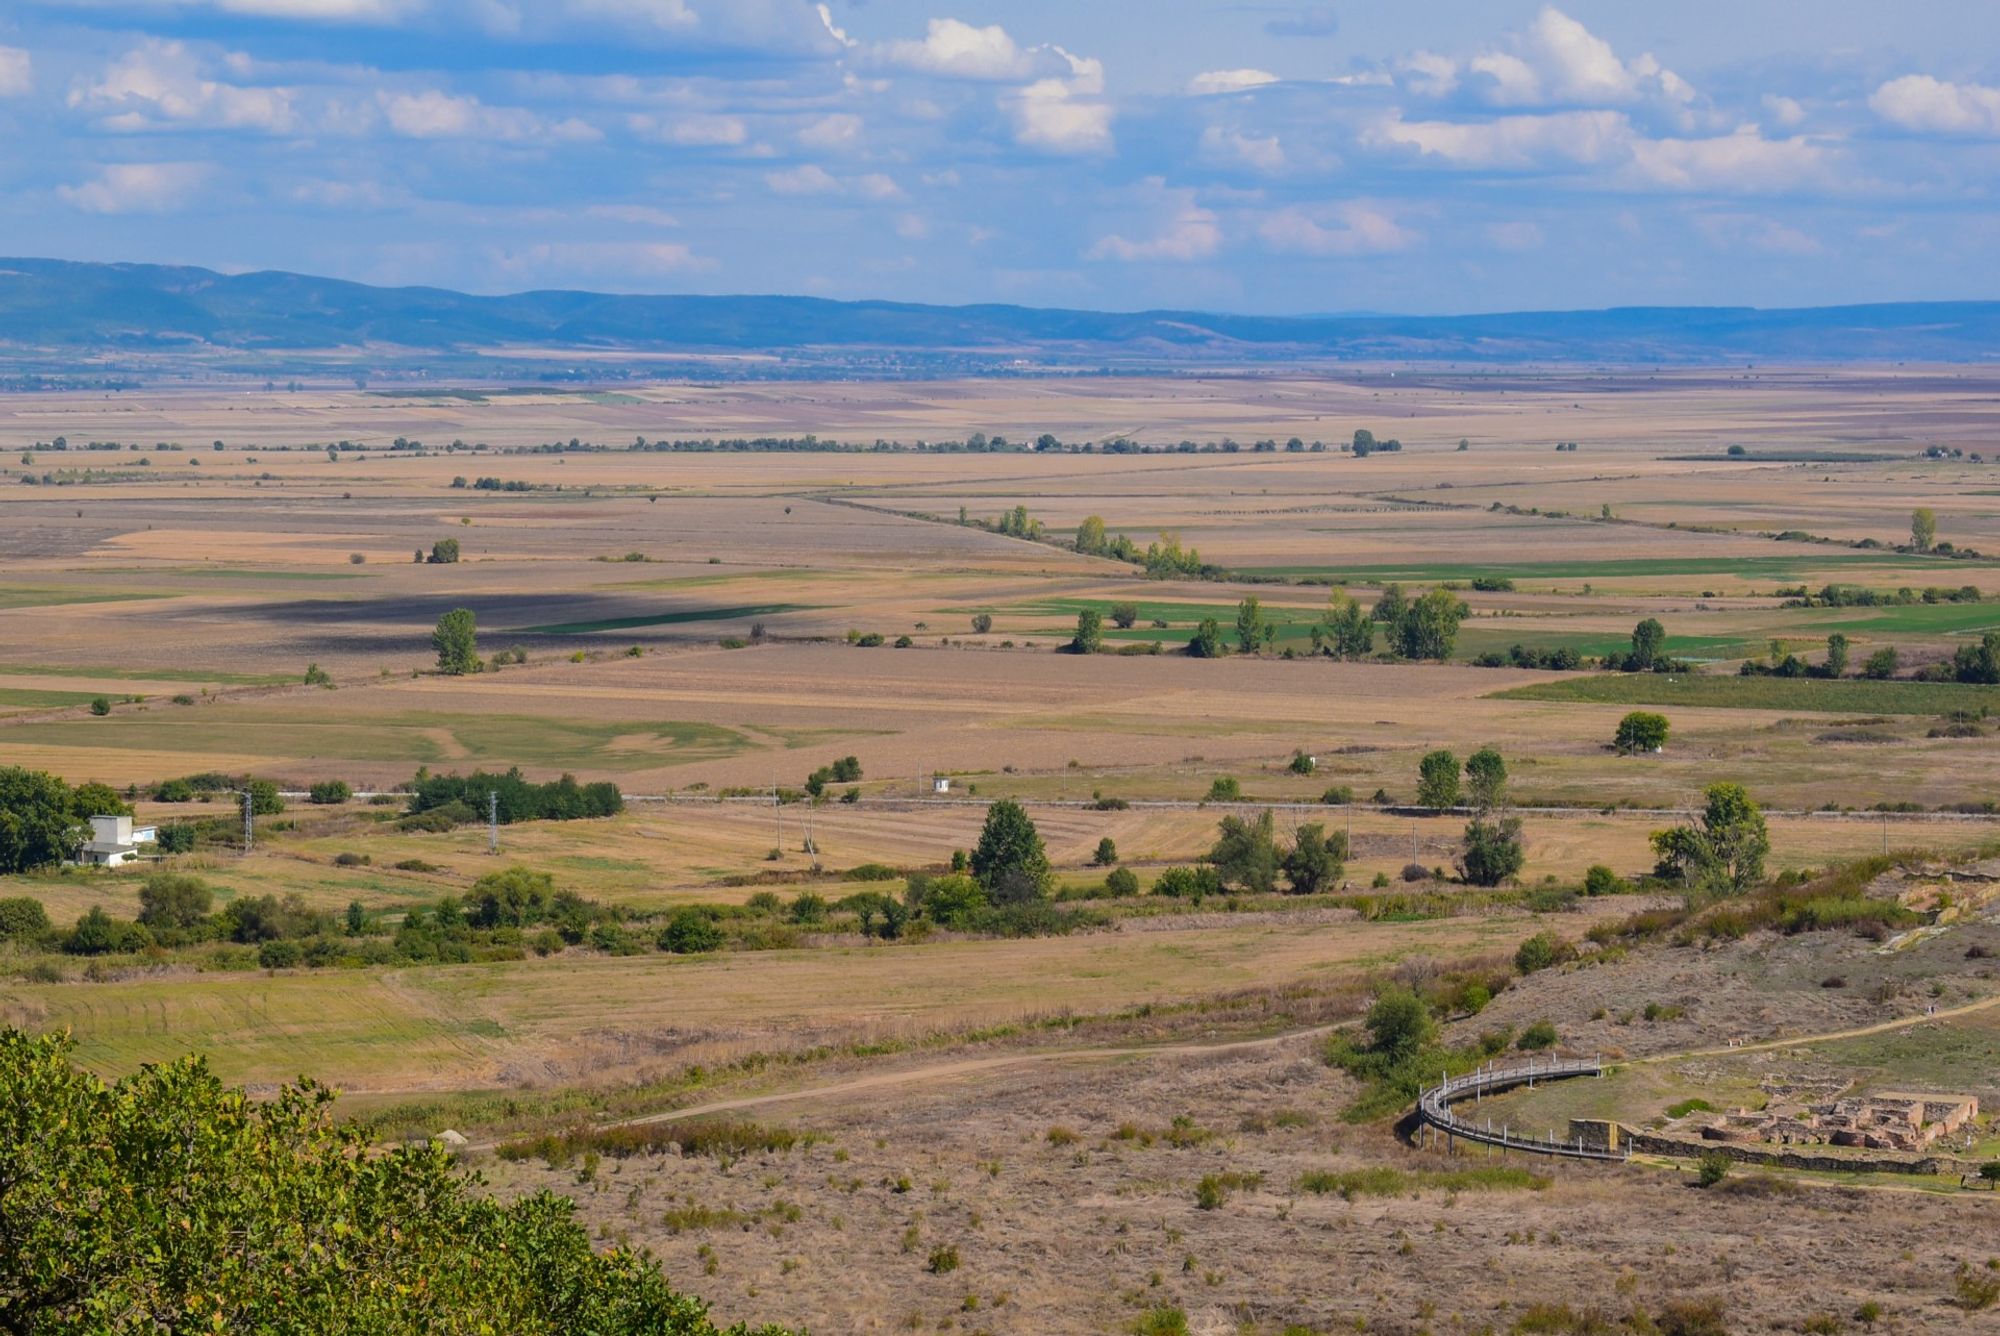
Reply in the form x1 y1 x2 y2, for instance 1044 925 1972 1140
5 368 2000 1331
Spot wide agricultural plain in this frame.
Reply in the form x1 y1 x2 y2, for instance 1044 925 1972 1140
6 367 2000 1332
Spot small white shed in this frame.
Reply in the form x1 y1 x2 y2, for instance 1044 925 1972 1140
932 777 951 794
78 814 156 867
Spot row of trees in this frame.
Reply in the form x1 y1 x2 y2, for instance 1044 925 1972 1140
405 768 623 825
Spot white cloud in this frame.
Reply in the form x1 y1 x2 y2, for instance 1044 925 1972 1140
585 203 681 226
798 112 861 150
1411 6 1697 114
59 162 214 214
894 212 929 240
1258 203 1413 257
853 172 903 199
1626 125 1831 192
1199 125 1284 172
654 114 747 147
883 18 1038 80
213 0 412 18
1187 69 1278 96
1370 109 1630 169
0 46 32 98
764 163 841 194
564 0 698 32
1871 74 2000 137
71 39 296 132
1762 94 1806 129
1088 185 1219 262
380 89 597 141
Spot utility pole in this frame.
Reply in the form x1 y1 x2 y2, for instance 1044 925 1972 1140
489 790 499 855
774 775 782 855
242 789 254 853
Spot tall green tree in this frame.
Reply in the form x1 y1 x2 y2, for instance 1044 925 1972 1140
1281 822 1347 893
1316 592 1375 659
1234 597 1265 654
1395 589 1468 660
1628 618 1666 671
969 800 1052 902
1613 711 1670 753
0 1031 767 1336
433 608 480 676
1208 809 1279 892
1416 749 1461 811
1911 507 1937 553
1186 619 1225 658
1459 816 1526 886
1071 607 1104 654
1650 782 1769 897
1463 746 1507 810
1371 583 1407 625
1075 515 1107 555
1823 632 1850 678
0 768 86 874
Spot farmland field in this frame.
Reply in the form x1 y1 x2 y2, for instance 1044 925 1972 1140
6 368 2000 1331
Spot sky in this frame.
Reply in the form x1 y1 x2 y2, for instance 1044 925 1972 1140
0 0 1997 314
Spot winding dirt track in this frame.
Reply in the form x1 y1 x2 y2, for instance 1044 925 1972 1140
465 975 2000 1155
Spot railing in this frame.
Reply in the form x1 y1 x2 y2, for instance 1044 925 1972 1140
1415 1054 1628 1161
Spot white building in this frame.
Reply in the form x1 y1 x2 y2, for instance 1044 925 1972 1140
932 776 951 794
78 814 157 867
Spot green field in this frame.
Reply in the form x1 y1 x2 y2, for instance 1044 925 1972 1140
1495 673 2000 715
0 664 293 685
0 710 753 770
518 603 813 635
0 586 168 611
1237 553 1991 585
0 687 115 712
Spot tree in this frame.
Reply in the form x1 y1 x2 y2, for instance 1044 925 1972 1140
1460 816 1526 886
1092 837 1118 866
138 872 213 931
1463 746 1507 810
1650 782 1769 896
970 800 1051 902
89 697 111 717
970 612 993 634
1371 583 1407 625
1862 646 1900 679
1614 711 1670 754
1416 749 1461 811
304 662 333 687
71 781 130 818
1628 618 1666 671
1103 867 1139 897
913 873 986 927
1317 592 1374 658
308 779 352 805
1955 630 2000 685
1234 597 1265 654
1075 515 1107 554
427 537 461 564
1363 985 1435 1062
0 1030 758 1335
1823 632 1849 678
1208 809 1278 892
1071 607 1103 654
1186 618 1225 658
433 608 480 675
1109 601 1139 629
1282 823 1347 893
0 897 51 942
155 823 196 855
1912 507 1937 553
1395 588 1467 660
0 767 87 874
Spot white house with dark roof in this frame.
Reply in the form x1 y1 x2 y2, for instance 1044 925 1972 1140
77 814 157 867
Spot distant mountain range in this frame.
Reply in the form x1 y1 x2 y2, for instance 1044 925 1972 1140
0 256 1996 377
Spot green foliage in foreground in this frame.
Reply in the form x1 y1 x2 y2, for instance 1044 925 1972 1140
0 1030 781 1336
1295 1164 1548 1199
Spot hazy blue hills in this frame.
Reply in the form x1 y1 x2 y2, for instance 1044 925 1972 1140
1 257 1996 368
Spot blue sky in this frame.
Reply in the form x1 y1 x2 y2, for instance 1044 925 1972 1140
0 0 1996 313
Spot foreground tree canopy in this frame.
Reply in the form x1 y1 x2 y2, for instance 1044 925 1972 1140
0 1030 780 1335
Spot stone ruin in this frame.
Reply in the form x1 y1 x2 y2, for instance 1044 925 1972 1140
1697 1091 1979 1152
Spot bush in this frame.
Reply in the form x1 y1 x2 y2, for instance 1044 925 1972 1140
309 780 353 805
1583 864 1623 896
1513 931 1571 975
1103 868 1140 897
925 1245 960 1275
89 697 111 717
970 613 993 634
1696 1151 1732 1188
1153 866 1221 900
1956 1262 2000 1312
1204 777 1241 802
0 897 52 942
1319 785 1353 805
258 939 304 969
659 909 723 955
1515 1020 1558 1051
155 823 197 854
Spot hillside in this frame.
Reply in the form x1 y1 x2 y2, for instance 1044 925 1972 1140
1 257 1997 377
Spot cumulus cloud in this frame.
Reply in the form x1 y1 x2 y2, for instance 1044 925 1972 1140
882 18 1042 81
0 46 32 97
380 89 597 141
59 161 214 214
1762 94 1806 129
486 240 713 283
1258 203 1413 257
1871 75 2000 137
643 113 748 147
798 112 861 149
1087 185 1219 262
564 0 698 32
1188 69 1278 96
1370 109 1630 169
71 40 296 133
1625 125 1831 192
1406 6 1697 115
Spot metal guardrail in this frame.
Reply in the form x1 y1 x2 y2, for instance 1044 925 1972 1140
1416 1054 1629 1161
